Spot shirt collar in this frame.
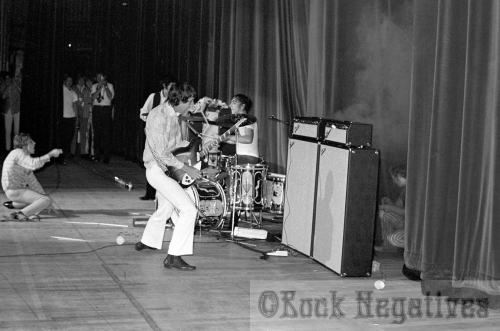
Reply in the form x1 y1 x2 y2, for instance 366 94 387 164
161 103 178 117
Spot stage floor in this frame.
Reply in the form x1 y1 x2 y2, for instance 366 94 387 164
0 155 498 330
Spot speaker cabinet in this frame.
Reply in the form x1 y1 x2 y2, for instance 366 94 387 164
313 144 379 276
282 138 319 256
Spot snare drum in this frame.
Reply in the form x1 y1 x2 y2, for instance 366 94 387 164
263 173 286 214
205 151 220 168
200 167 221 182
228 164 268 211
219 155 235 172
201 151 221 181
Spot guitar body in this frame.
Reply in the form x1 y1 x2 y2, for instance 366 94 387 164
168 137 202 188
167 117 247 188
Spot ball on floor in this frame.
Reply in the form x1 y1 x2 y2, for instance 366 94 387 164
116 236 125 245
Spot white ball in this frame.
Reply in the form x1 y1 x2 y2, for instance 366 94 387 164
116 236 125 245
374 280 385 290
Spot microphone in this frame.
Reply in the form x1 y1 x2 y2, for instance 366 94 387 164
267 114 290 126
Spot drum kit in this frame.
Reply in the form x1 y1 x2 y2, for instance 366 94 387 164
179 111 286 231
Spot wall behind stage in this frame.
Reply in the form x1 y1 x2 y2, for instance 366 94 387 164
19 0 413 200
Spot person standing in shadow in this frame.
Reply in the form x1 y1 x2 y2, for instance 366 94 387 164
73 75 92 159
139 74 177 200
91 71 114 164
61 74 78 165
1 71 22 156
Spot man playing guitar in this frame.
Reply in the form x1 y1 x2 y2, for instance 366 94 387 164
136 82 212 271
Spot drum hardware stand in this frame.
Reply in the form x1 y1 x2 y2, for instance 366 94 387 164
206 121 268 260
237 209 263 229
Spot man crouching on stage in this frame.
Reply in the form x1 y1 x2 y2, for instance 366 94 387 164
137 82 211 271
2 133 62 221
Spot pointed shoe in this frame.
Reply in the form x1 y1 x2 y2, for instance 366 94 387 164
163 255 196 271
135 242 157 251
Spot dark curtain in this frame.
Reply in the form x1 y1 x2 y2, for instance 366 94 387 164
19 0 413 184
17 0 415 248
22 0 64 151
0 0 9 71
407 0 500 305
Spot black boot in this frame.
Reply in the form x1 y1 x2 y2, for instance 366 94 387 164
3 201 14 209
163 254 196 271
140 182 156 200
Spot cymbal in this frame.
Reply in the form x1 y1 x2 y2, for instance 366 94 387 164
178 116 217 125
178 116 204 122
215 113 257 128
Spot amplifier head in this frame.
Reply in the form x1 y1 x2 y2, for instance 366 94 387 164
292 117 325 140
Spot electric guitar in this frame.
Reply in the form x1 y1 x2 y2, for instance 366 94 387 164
168 118 247 188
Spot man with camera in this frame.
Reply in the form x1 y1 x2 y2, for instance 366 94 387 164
91 71 115 163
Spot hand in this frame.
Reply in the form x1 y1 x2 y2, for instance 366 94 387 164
182 164 202 181
199 96 213 107
48 149 63 158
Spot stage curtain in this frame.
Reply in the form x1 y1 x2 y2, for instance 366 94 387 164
407 0 500 305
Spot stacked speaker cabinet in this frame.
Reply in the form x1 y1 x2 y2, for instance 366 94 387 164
281 138 319 256
283 117 379 277
313 143 379 276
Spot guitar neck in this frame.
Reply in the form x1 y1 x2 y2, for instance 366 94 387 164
200 123 241 158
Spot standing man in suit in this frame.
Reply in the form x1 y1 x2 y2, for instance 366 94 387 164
139 74 177 200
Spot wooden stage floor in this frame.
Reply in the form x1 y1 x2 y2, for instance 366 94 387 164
1 156 499 330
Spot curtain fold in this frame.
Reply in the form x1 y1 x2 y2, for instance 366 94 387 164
407 0 500 304
0 0 10 71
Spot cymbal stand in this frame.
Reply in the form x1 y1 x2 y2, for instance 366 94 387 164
231 131 239 237
209 121 268 259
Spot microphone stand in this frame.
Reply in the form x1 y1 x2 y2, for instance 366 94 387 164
268 115 290 125
268 115 294 137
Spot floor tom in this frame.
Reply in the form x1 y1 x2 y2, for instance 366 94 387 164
263 173 286 214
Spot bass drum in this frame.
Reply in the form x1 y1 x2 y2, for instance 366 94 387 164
194 180 228 227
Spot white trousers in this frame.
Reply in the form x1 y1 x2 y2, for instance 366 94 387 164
141 164 197 256
5 189 52 216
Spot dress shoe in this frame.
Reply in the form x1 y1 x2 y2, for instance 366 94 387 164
3 201 14 209
135 242 157 251
163 254 196 271
139 196 155 201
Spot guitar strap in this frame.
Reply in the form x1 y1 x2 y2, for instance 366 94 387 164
146 138 171 177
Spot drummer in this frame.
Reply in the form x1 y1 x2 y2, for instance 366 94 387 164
220 94 259 165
